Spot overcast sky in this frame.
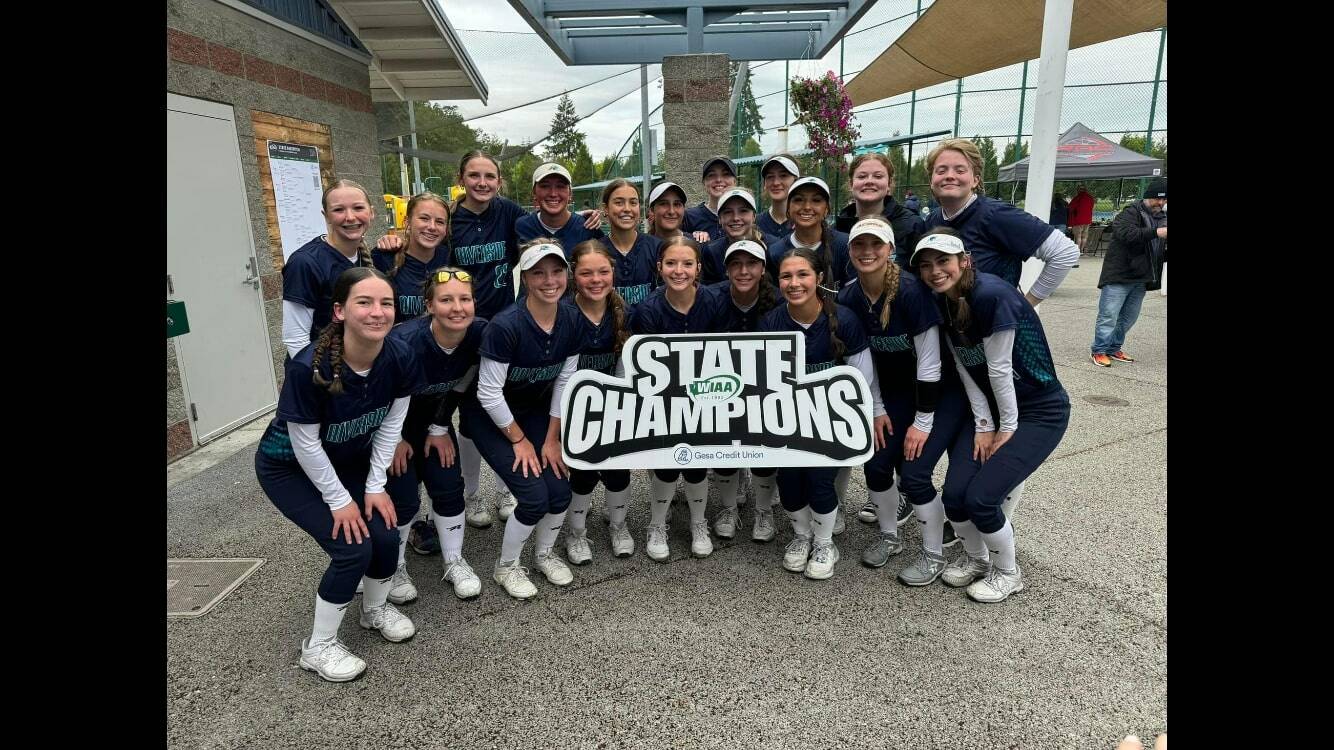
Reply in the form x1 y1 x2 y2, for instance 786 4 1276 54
437 1 1166 163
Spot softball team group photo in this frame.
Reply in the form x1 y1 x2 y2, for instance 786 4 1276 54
262 139 1079 683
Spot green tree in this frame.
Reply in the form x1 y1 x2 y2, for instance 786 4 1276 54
572 141 596 187
544 94 587 166
502 150 542 207
739 137 763 158
380 101 505 196
1118 134 1168 175
730 62 764 155
970 135 1001 187
595 154 620 180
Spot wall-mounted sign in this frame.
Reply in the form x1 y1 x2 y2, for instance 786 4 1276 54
267 141 325 261
561 332 874 470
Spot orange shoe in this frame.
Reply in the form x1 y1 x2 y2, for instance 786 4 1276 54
1090 353 1113 367
1110 351 1135 362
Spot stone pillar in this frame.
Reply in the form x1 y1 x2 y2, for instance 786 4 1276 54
662 53 731 206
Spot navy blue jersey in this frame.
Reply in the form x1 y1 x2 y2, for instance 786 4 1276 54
925 196 1053 286
683 203 724 241
565 298 621 375
447 196 526 319
937 272 1061 403
837 272 941 398
631 283 731 335
756 210 795 239
479 301 584 411
701 233 780 286
258 334 424 467
599 233 662 307
766 230 853 288
515 211 605 253
389 315 487 435
709 279 780 333
282 236 370 341
760 303 870 373
369 246 451 325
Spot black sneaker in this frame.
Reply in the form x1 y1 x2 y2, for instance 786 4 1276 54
408 519 440 556
942 522 960 548
895 497 914 527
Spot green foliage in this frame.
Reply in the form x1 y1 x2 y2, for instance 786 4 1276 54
544 94 587 166
1118 134 1168 175
502 151 542 207
789 71 859 167
739 137 763 158
379 101 504 196
572 141 596 186
731 62 765 155
970 135 1001 187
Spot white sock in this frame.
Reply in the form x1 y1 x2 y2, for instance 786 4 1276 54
567 492 592 533
534 511 567 555
834 466 852 506
914 496 946 555
605 487 631 528
685 479 709 524
1001 481 1026 520
649 476 675 527
789 506 812 538
397 523 412 567
714 473 739 511
458 435 482 498
499 516 536 564
871 486 900 534
753 474 776 511
951 518 989 561
811 508 837 544
434 512 465 562
310 594 349 644
981 520 1017 572
361 575 391 610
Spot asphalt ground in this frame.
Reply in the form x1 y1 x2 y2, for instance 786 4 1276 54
167 256 1167 749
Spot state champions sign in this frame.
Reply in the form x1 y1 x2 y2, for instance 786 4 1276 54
560 332 875 470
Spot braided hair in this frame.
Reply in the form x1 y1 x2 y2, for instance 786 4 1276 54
321 179 374 267
391 191 451 278
781 246 844 360
570 240 630 355
312 267 392 396
854 217 901 331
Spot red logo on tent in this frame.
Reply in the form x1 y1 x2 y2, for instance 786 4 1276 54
1058 137 1114 162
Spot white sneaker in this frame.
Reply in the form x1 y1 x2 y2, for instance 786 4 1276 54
465 493 493 528
387 563 418 604
535 550 574 586
442 556 482 599
359 602 416 642
804 540 840 580
493 559 537 600
967 564 1024 603
942 553 991 588
299 637 366 683
646 524 670 562
752 507 776 542
713 507 738 539
609 522 635 558
690 522 713 558
832 510 846 536
496 491 518 521
565 528 593 565
783 534 812 572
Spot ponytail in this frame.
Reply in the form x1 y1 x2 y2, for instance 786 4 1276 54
877 257 901 331
311 320 348 395
606 288 630 355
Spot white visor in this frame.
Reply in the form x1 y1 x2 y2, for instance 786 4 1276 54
518 243 569 271
718 188 757 212
909 233 967 264
849 219 895 247
761 155 800 179
724 240 767 264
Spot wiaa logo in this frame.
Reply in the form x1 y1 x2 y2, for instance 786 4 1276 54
687 374 741 404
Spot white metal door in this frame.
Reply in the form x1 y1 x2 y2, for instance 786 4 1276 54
167 93 278 443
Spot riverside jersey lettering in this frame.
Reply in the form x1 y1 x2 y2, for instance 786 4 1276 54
837 272 941 393
760 303 870 374
598 233 661 307
926 196 1053 287
515 211 604 252
448 196 526 319
371 246 450 324
937 272 1061 402
480 302 583 408
389 316 487 434
257 335 423 466
282 236 369 340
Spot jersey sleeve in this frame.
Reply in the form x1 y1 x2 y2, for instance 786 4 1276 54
899 276 944 336
393 342 427 398
986 201 1055 260
973 280 1023 336
370 248 396 274
835 304 870 357
275 356 325 425
478 314 519 364
281 251 321 308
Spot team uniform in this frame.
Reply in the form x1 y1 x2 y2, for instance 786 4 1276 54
759 302 884 579
598 233 662 307
834 198 926 273
765 230 854 287
254 335 423 680
461 300 583 596
447 196 527 320
382 316 488 599
756 210 794 239
371 246 450 325
928 271 1070 601
701 232 779 286
924 195 1059 287
515 211 604 252
281 237 370 355
682 202 724 241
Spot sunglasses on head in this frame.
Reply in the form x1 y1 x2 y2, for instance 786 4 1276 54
434 270 472 283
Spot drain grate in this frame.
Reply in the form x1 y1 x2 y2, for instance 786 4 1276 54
1084 395 1130 407
167 558 264 618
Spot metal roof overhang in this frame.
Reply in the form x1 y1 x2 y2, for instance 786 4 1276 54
508 1 877 65
844 0 1166 106
328 0 490 102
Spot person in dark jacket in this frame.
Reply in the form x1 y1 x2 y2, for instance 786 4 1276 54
904 190 920 214
1049 192 1069 233
1089 178 1167 367
835 153 925 272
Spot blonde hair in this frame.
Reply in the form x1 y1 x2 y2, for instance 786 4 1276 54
925 139 985 196
320 179 374 267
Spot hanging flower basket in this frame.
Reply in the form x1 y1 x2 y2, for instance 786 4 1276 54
789 71 860 168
